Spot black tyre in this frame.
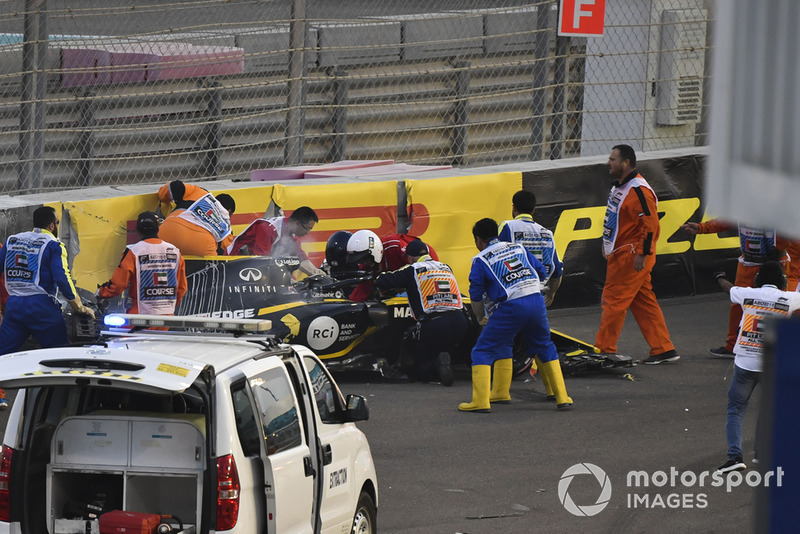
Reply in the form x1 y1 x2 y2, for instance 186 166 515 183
351 492 377 534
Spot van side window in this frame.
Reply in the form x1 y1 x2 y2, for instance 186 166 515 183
303 356 345 424
250 368 303 455
231 383 261 457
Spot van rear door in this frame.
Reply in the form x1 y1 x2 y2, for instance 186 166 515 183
0 346 207 394
236 358 316 533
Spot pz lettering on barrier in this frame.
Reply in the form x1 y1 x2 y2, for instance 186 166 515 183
551 198 732 260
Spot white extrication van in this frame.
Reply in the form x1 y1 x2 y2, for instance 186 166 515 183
0 315 378 534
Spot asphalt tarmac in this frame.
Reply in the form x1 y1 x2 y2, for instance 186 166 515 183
342 293 770 534
0 293 771 533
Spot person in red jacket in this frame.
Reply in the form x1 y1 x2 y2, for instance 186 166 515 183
680 220 793 357
595 144 678 365
157 180 236 256
380 233 439 272
97 212 187 315
226 206 325 277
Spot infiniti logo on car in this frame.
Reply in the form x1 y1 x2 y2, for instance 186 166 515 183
239 267 263 282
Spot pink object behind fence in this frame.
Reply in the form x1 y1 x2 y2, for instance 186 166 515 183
60 41 244 87
303 163 452 179
250 160 396 181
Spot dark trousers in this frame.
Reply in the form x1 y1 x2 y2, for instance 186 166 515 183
0 294 69 355
413 310 468 381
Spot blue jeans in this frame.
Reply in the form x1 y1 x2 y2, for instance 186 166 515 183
726 364 760 460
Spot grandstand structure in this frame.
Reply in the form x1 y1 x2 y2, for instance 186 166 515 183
0 0 710 195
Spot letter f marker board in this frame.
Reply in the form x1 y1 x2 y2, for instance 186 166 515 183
558 0 606 37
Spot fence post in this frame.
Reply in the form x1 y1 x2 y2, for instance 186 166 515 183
550 35 569 160
396 181 408 233
451 60 470 165
330 67 349 162
17 0 48 193
76 91 96 187
529 0 553 161
285 0 308 166
201 80 222 178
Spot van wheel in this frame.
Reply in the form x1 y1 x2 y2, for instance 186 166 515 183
351 492 376 534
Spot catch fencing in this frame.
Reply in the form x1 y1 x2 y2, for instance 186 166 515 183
0 0 711 195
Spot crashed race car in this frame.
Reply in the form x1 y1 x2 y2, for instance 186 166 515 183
69 255 634 379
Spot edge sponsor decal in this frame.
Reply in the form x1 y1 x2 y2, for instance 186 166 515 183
196 308 256 319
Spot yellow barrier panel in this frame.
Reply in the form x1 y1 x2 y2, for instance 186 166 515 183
66 185 275 290
211 185 274 236
552 198 704 261
65 195 156 289
59 174 742 299
272 181 398 266
405 172 522 290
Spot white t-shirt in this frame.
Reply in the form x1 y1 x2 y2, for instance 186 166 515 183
729 285 800 371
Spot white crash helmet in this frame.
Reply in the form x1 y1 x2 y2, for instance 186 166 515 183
346 229 384 264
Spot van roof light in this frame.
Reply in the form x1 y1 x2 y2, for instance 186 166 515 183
103 314 273 333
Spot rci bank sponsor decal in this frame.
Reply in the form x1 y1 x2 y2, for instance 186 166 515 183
307 316 339 351
558 463 785 516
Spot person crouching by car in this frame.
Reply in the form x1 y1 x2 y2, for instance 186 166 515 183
375 239 467 386
97 212 187 316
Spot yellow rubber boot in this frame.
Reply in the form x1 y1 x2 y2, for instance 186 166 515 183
489 358 513 404
534 356 556 400
539 359 573 409
458 365 492 413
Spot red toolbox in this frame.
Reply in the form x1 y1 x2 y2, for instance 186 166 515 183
99 510 161 534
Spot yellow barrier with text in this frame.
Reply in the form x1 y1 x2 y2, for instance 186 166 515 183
65 185 274 289
405 172 522 289
272 181 398 266
552 198 740 261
